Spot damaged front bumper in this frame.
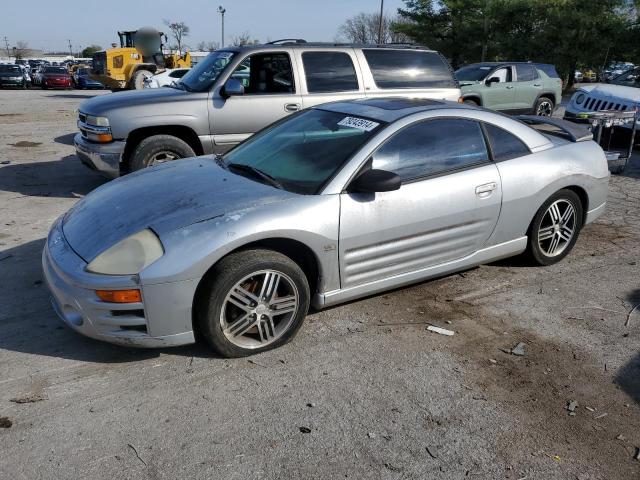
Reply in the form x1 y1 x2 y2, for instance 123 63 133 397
42 217 196 348
74 133 124 179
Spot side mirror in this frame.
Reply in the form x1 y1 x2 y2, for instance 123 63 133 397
485 77 500 86
349 169 401 193
221 78 244 98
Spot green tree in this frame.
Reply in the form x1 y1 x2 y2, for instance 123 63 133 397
81 45 102 58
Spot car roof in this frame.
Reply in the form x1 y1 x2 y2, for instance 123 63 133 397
314 97 473 123
224 42 436 53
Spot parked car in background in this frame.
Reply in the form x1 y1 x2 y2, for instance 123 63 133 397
0 64 28 88
31 66 44 86
582 67 598 83
41 66 72 89
74 43 461 178
47 98 609 355
456 62 562 116
143 68 191 88
565 66 640 127
74 67 104 89
574 70 583 83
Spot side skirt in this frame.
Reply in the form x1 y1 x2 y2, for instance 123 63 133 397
313 237 528 309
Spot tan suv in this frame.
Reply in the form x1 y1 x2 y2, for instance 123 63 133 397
74 40 461 178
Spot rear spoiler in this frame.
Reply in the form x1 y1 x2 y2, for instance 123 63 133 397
516 115 593 142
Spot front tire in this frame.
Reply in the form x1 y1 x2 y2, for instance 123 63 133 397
131 69 153 90
527 189 583 266
535 96 554 116
197 249 310 357
129 134 196 172
463 98 479 106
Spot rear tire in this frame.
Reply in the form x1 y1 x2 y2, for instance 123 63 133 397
526 189 583 266
197 249 310 357
463 98 479 106
131 69 153 90
535 96 554 116
129 134 196 172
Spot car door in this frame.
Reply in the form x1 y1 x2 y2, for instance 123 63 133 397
338 118 502 289
482 66 516 110
294 49 366 109
209 50 302 150
514 64 542 111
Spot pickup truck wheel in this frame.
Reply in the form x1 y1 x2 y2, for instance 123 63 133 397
129 134 196 172
463 99 479 106
131 69 153 90
535 97 554 116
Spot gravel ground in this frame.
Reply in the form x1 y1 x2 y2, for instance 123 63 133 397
0 89 639 480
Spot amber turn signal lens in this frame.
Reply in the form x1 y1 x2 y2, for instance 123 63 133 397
458 96 464 103
95 289 141 303
96 133 113 142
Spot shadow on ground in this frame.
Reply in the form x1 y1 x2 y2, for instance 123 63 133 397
54 133 76 146
0 155 106 198
0 237 214 363
48 94 103 100
615 288 640 405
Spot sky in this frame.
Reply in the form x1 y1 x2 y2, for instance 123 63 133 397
1 0 407 53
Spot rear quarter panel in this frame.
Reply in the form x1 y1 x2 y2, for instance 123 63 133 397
489 140 609 245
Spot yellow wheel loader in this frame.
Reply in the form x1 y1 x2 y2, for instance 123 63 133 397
91 27 191 90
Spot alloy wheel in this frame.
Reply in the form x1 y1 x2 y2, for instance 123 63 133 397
536 100 553 116
537 199 576 257
148 151 179 165
220 270 299 349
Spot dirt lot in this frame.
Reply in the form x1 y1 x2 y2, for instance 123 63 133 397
1 89 639 480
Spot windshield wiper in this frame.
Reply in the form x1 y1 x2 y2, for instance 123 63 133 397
227 162 283 189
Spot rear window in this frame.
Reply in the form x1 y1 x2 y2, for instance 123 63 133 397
535 63 559 79
363 49 456 89
302 51 359 93
44 67 67 74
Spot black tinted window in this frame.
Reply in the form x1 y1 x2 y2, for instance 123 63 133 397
516 64 537 82
484 123 530 161
363 49 456 89
231 52 294 94
373 119 489 180
302 52 359 93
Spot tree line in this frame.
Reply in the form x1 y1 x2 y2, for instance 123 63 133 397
340 0 640 88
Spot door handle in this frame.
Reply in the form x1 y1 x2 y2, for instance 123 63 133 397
505 85 514 89
284 103 300 112
475 182 497 198
533 83 542 87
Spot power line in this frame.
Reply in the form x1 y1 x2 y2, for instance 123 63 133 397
3 36 10 59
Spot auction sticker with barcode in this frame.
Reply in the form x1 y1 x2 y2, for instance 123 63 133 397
337 116 380 131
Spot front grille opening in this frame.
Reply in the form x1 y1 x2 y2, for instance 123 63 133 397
120 324 148 333
111 309 145 318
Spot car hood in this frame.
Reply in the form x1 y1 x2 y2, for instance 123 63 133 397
79 87 190 116
62 157 296 262
576 83 640 102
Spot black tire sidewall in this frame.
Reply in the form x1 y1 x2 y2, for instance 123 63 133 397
197 249 311 358
528 189 583 266
129 134 195 172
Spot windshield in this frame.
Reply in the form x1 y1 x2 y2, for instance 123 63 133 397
223 109 385 194
44 67 67 74
611 67 640 88
180 51 235 92
455 65 493 81
0 65 20 73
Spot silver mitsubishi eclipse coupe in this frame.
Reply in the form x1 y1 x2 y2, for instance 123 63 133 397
43 98 609 357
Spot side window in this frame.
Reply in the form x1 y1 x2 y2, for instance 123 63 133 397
169 70 187 78
515 64 536 82
302 52 359 93
488 67 511 83
372 119 489 181
229 52 294 94
363 49 456 89
484 123 530 161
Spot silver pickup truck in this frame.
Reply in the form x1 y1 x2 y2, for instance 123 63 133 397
74 41 461 178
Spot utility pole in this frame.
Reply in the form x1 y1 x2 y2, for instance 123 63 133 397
67 39 73 57
218 6 226 47
377 0 384 44
3 36 10 60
